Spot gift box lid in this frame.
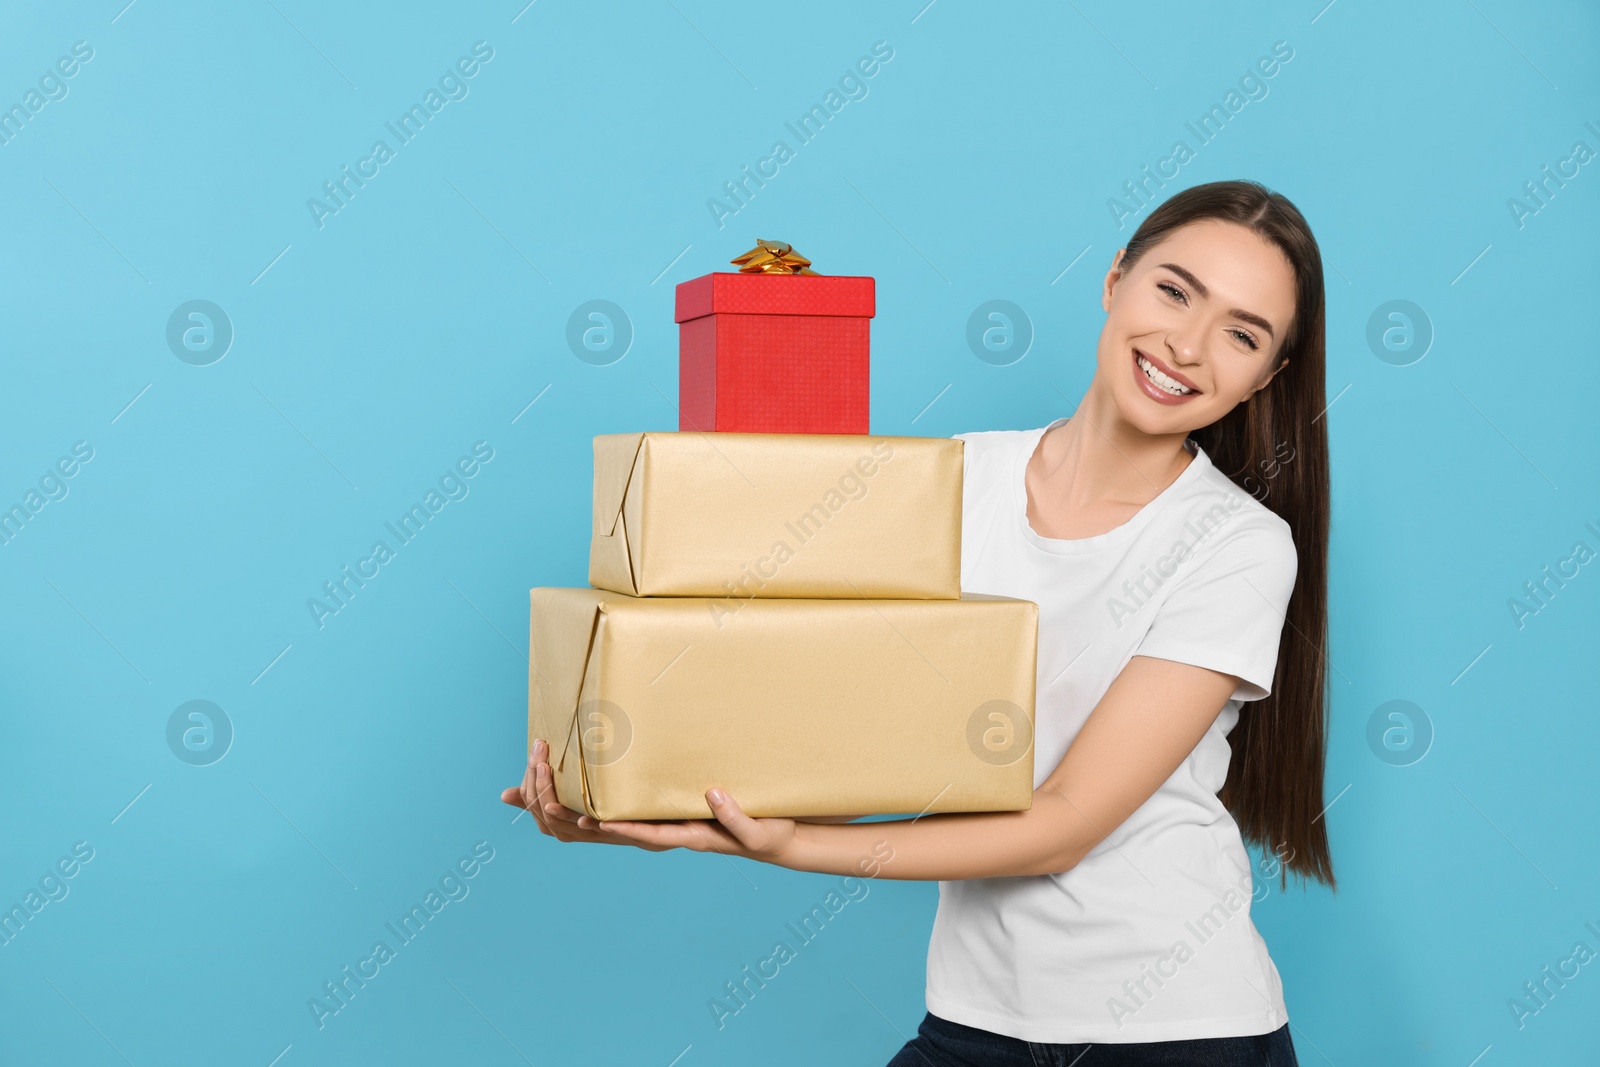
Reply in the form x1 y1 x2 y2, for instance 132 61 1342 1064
674 272 875 322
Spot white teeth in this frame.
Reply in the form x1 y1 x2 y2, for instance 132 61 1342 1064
1137 355 1193 396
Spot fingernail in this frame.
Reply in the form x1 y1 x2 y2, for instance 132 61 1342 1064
708 788 726 806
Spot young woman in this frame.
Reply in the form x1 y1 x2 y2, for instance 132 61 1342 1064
503 179 1334 1066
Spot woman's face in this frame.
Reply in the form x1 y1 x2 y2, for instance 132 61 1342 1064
1096 218 1297 435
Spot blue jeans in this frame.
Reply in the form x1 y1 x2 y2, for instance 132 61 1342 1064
886 1011 1300 1066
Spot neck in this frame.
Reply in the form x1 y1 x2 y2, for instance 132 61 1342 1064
1039 383 1196 507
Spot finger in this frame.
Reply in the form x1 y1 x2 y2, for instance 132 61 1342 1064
537 762 587 826
501 759 547 813
524 741 628 832
532 755 597 843
519 751 558 838
704 783 745 831
532 785 666 847
592 820 690 848
532 755 577 821
704 788 762 849
518 757 536 814
685 815 745 855
514 744 665 847
518 742 676 851
599 818 738 854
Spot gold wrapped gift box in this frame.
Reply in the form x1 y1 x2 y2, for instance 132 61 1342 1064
528 586 1038 821
588 431 962 600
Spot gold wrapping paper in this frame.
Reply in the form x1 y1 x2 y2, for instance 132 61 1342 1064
528 587 1039 821
589 431 962 600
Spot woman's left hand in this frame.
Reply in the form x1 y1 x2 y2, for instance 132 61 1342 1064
502 740 798 864
594 788 799 866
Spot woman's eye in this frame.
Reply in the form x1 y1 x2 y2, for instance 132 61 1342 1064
1157 280 1259 350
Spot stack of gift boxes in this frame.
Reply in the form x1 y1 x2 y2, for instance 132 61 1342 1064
529 241 1039 822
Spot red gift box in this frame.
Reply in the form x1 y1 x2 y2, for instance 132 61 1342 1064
674 271 875 434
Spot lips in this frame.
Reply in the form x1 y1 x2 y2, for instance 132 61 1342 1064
1133 348 1201 396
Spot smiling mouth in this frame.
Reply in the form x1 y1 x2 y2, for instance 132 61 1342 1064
1134 350 1198 396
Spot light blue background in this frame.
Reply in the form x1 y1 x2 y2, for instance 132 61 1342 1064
3 1 1597 1064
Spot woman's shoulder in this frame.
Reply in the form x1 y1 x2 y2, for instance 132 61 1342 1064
951 425 1048 445
951 423 1054 459
951 425 1051 489
1171 452 1298 564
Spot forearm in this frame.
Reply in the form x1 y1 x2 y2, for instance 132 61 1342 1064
780 790 1081 880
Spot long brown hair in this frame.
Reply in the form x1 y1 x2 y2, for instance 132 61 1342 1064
1118 179 1335 892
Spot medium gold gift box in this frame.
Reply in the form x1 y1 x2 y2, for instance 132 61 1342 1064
588 431 962 600
528 586 1038 821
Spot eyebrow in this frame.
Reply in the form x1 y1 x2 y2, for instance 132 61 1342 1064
1156 262 1277 341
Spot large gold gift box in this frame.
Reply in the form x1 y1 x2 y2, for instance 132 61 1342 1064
588 431 962 600
528 586 1038 821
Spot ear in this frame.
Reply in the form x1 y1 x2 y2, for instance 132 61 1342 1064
1101 249 1127 313
1248 358 1289 399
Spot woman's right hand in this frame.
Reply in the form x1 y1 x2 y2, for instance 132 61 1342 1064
500 738 674 850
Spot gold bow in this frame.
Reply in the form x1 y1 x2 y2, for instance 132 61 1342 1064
730 239 820 275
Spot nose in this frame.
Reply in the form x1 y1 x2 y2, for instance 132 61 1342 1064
1165 320 1204 365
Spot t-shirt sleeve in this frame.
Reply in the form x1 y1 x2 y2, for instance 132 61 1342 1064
1132 519 1299 702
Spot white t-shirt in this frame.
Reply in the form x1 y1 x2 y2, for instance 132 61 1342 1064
924 417 1300 1043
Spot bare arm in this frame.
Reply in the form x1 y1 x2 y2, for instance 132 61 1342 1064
777 654 1242 880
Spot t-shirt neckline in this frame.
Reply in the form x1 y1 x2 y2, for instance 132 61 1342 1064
1015 417 1210 555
